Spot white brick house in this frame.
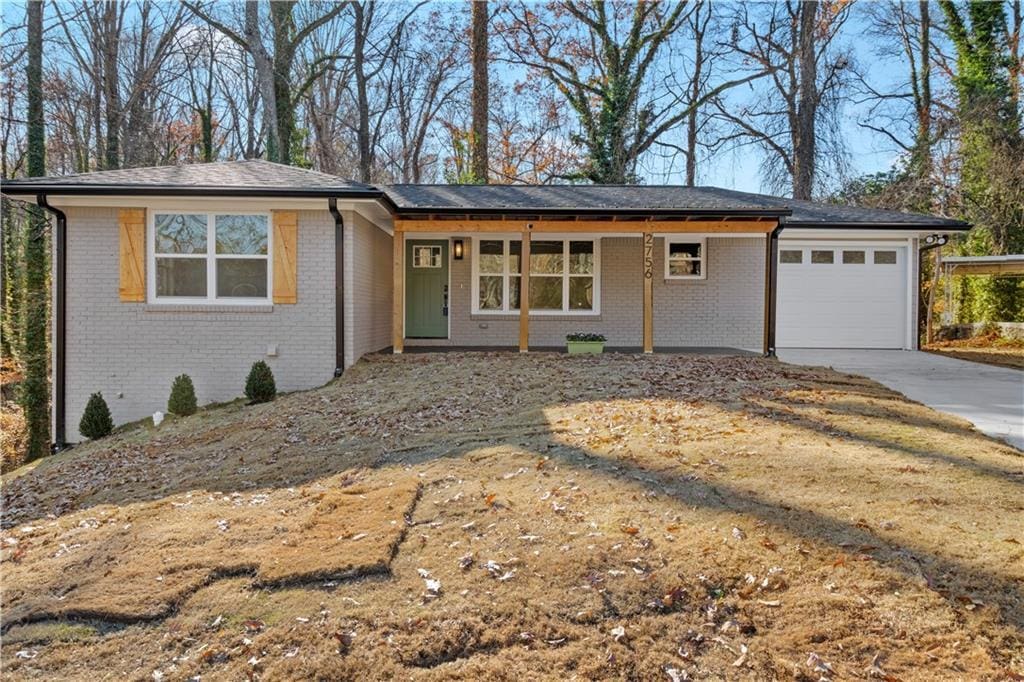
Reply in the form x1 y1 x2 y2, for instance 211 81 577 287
1 160 969 446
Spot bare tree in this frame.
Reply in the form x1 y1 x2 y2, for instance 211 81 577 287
184 0 348 164
386 8 467 182
347 1 422 181
497 0 772 183
714 1 854 199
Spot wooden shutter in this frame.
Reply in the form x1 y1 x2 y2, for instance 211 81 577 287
119 208 146 302
273 211 298 304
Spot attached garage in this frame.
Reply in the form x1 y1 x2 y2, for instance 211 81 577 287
776 241 912 349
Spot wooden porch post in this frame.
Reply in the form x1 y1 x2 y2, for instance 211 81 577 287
393 228 404 354
643 232 654 353
519 230 531 352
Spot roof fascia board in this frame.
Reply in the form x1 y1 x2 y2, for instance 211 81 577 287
786 221 969 230
390 205 790 218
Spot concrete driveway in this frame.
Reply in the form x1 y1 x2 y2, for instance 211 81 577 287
777 349 1024 451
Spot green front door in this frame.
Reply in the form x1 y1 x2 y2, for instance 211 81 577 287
405 240 449 338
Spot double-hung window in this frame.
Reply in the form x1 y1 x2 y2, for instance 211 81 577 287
664 238 706 280
473 238 599 314
151 212 271 303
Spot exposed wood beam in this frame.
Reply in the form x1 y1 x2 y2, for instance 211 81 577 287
643 232 653 353
393 230 404 354
519 231 530 352
394 218 777 234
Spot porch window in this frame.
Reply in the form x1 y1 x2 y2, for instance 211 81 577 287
152 212 270 303
665 238 706 280
473 238 598 314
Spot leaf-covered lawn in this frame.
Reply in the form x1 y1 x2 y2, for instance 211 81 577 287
2 353 1022 680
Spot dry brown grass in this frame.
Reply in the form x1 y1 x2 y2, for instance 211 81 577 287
2 353 1022 680
925 332 1024 370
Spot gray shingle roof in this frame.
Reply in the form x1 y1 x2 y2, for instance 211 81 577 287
1 159 376 196
383 184 969 228
1 160 968 229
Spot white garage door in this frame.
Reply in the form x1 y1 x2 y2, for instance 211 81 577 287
777 243 909 349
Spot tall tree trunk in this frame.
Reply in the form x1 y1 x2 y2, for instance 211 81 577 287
270 1 296 166
685 7 706 187
914 1 933 191
471 0 489 183
1010 0 1022 114
353 3 372 182
244 2 281 162
101 1 121 169
24 0 51 459
792 0 818 200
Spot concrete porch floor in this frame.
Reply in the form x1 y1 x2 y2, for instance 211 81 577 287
397 346 759 356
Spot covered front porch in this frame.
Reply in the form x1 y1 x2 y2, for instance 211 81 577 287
390 215 783 355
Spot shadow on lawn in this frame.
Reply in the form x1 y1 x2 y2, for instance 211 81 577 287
3 353 1022 636
752 393 1024 484
385 419 1024 633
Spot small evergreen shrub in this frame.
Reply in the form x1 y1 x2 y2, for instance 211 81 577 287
167 374 198 416
79 392 113 440
245 361 276 403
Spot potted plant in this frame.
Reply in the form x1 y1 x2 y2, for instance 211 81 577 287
566 332 606 354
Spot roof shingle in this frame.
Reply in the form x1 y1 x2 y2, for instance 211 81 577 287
383 184 968 228
1 159 374 195
1 161 968 229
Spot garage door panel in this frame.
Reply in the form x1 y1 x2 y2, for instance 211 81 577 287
777 245 907 349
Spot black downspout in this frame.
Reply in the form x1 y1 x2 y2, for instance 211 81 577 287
763 221 783 357
36 194 67 451
328 198 345 376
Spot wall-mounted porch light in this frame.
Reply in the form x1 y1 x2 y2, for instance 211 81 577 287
453 239 465 260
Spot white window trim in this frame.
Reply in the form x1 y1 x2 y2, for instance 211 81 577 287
664 237 707 280
147 210 273 305
470 235 601 315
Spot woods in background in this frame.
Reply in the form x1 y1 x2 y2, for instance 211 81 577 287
1 0 1022 457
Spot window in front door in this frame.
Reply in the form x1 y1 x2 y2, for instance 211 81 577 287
413 245 443 268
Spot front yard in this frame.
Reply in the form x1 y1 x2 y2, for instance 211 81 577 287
2 353 1022 680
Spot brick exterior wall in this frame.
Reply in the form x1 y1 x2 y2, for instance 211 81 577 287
344 210 393 367
60 206 336 441
405 236 765 350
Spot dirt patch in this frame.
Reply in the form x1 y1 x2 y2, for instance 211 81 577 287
2 353 1023 680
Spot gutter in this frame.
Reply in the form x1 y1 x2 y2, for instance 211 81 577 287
763 221 784 357
785 221 971 231
36 194 68 451
328 198 345 376
2 184 383 200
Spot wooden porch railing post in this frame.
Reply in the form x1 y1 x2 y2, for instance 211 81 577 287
519 229 531 352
